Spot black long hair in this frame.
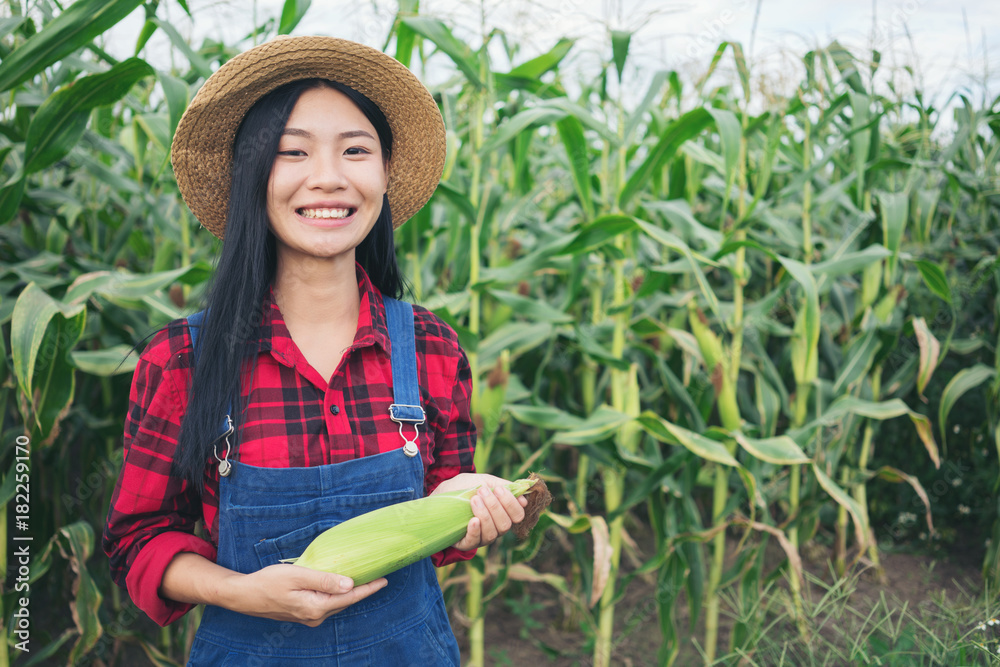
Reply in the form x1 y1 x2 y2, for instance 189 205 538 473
173 79 404 490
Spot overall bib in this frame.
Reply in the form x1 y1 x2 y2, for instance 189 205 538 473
184 298 461 666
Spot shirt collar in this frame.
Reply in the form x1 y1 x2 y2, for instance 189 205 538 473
258 263 391 369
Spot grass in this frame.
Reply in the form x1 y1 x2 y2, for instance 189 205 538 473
713 566 1000 666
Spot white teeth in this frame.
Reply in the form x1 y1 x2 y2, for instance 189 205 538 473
298 207 351 219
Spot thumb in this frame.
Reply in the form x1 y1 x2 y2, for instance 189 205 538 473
296 566 354 594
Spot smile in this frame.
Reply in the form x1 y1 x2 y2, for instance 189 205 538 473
297 207 354 219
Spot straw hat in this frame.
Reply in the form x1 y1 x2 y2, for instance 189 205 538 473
170 35 445 239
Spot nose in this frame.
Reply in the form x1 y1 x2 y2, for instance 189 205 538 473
305 151 349 191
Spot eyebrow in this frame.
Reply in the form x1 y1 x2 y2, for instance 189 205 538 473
281 128 377 141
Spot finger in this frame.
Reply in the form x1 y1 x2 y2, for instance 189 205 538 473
340 578 387 605
476 488 506 539
454 517 481 551
472 492 500 543
481 486 517 532
294 567 354 595
491 485 526 524
316 578 388 622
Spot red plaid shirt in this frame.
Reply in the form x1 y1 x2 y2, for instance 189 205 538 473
103 265 477 626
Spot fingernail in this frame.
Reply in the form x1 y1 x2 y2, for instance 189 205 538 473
340 578 353 591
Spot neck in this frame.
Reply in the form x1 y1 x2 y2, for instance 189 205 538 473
271 249 360 325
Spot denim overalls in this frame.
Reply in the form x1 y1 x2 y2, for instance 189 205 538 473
183 297 461 666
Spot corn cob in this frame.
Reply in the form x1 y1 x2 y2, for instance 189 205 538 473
281 475 550 584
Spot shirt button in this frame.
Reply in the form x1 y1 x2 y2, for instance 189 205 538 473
330 404 340 415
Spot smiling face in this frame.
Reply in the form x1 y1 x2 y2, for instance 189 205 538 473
266 85 388 266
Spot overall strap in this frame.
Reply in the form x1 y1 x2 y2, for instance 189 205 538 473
187 310 235 474
382 296 425 456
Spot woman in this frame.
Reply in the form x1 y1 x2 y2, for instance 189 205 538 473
103 36 526 665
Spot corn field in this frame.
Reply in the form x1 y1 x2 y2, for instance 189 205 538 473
1 0 998 665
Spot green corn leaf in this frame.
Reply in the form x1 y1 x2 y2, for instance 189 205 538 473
134 19 157 56
152 18 212 79
70 345 138 376
52 522 103 664
915 259 952 304
400 16 483 87
561 214 633 256
554 406 632 446
476 322 552 368
777 256 820 385
483 106 566 152
938 364 996 448
849 92 872 192
733 432 810 465
508 38 574 79
482 99 614 154
696 42 730 93
0 177 26 225
134 112 171 152
912 316 941 397
731 42 750 102
705 106 741 187
624 70 668 142
393 4 419 68
610 30 632 82
809 245 890 281
634 218 721 318
832 328 880 395
0 0 144 93
23 57 153 175
638 412 739 467
157 70 189 137
506 404 585 431
487 289 573 323
913 188 940 240
645 199 723 251
279 0 312 34
827 40 865 92
11 283 85 410
556 115 594 220
812 463 869 552
64 264 211 305
754 374 781 438
0 16 26 41
811 396 940 468
619 107 712 208
874 466 934 535
609 452 689 521
877 190 908 285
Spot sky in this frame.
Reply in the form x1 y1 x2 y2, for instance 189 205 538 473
104 0 998 112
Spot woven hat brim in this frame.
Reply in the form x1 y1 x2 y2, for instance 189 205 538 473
170 36 445 239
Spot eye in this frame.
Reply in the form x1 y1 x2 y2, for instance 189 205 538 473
277 149 306 157
345 146 371 156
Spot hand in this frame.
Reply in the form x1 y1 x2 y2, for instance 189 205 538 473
431 473 528 550
226 563 388 627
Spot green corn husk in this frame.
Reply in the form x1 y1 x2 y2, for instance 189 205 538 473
281 476 549 584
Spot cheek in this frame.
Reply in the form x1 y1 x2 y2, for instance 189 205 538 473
365 166 388 197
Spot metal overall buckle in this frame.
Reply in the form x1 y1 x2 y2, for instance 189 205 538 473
214 415 235 477
388 404 425 458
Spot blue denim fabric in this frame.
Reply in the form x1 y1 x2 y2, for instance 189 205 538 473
186 297 460 666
